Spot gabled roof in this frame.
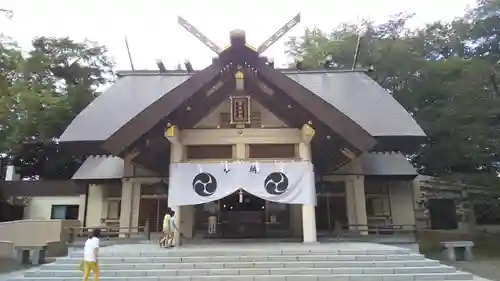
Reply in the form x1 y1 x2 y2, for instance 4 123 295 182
59 74 190 142
71 155 124 180
71 155 161 180
102 62 225 155
67 152 416 180
333 151 417 176
285 71 425 137
59 69 424 143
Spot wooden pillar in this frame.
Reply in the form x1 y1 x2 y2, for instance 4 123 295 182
300 124 317 243
166 125 184 246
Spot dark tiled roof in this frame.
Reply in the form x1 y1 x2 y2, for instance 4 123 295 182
69 152 416 180
59 75 189 142
286 72 424 137
333 151 417 176
71 155 124 180
60 70 424 142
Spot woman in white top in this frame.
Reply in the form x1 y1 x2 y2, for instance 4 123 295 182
167 210 176 247
82 228 101 281
159 209 172 248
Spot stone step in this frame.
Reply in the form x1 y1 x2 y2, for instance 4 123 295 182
59 254 426 263
69 248 411 258
11 244 474 281
41 260 441 270
8 271 474 281
25 266 458 278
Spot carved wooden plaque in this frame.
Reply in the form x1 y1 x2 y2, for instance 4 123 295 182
229 96 251 124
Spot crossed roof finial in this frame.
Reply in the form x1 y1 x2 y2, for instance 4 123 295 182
177 13 301 56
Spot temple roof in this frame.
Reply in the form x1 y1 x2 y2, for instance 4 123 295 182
71 155 124 180
286 72 424 137
59 69 424 143
60 74 189 142
333 151 417 176
69 152 417 180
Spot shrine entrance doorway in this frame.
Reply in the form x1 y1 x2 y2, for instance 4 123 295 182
219 191 266 238
194 191 292 239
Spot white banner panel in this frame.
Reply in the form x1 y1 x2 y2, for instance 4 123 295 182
168 162 316 206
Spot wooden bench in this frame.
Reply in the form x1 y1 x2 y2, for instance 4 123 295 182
14 244 48 265
440 241 474 261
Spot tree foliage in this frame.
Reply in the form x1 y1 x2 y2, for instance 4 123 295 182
0 34 114 179
286 1 500 186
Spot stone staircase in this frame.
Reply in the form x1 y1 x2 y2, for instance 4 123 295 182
8 242 473 281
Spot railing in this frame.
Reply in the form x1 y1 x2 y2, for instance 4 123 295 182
319 224 418 242
66 220 151 244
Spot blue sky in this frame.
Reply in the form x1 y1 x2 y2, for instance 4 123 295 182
1 0 476 70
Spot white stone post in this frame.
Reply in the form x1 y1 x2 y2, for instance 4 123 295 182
130 183 141 230
298 140 317 243
119 179 134 237
85 184 104 227
346 175 368 234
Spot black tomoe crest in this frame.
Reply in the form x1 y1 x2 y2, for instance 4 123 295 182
192 172 217 197
264 172 289 195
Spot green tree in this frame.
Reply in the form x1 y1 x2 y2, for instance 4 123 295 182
285 9 500 186
468 0 500 63
0 36 114 179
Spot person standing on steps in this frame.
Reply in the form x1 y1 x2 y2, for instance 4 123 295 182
82 228 101 281
207 201 218 236
167 209 176 247
159 208 172 248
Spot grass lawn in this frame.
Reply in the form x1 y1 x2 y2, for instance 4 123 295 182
0 258 27 274
419 232 500 259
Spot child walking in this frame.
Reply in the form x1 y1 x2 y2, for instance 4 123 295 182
159 209 172 248
82 228 101 281
167 209 176 247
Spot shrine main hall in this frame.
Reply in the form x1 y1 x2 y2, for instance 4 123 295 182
8 26 425 245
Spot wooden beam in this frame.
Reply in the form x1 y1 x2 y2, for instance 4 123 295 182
123 149 140 162
243 74 298 127
103 61 224 156
251 58 376 154
171 80 236 129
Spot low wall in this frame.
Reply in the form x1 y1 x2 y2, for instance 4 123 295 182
24 195 86 221
0 241 14 258
0 219 80 257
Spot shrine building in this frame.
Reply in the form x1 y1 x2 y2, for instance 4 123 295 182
4 18 425 245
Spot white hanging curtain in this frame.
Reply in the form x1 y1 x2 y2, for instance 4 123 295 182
168 162 316 206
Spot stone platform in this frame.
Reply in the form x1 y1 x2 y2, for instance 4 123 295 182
7 242 474 281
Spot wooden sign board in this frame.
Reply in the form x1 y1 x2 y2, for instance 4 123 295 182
230 96 251 124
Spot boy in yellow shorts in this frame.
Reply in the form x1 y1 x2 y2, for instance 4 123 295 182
82 228 101 281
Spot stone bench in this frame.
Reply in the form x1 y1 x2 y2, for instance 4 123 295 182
440 241 474 261
14 244 48 265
